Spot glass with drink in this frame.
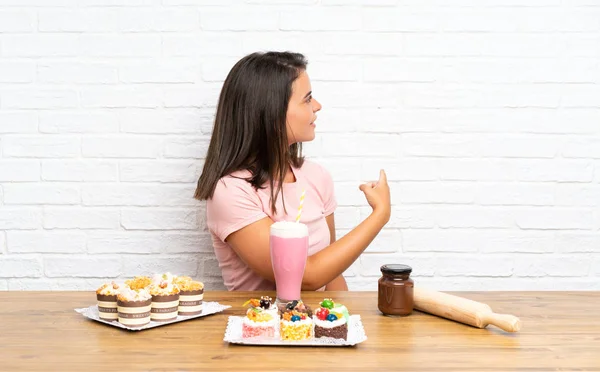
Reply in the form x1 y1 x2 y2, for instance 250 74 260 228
269 221 309 307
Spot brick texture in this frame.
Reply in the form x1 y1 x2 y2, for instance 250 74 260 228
0 1 598 291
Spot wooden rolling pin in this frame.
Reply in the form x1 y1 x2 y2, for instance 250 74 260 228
414 287 521 333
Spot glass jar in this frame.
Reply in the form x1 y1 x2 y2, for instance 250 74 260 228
378 264 414 317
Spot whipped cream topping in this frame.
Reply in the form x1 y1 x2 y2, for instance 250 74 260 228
118 287 151 302
313 316 347 328
149 280 180 296
280 318 312 326
96 281 121 296
152 272 175 284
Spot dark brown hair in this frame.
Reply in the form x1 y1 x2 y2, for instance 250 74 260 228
194 51 307 214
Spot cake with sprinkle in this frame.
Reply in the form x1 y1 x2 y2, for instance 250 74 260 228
241 296 277 338
280 300 312 341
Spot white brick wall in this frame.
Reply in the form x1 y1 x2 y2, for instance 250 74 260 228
0 0 599 291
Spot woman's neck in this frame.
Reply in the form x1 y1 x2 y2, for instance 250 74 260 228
283 165 296 183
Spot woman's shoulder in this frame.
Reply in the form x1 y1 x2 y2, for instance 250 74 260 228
211 170 258 201
299 159 333 183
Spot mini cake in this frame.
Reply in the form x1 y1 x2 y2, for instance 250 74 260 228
96 281 121 321
148 280 180 322
174 276 205 316
241 296 277 338
280 301 312 341
125 275 152 291
313 298 348 340
117 288 152 328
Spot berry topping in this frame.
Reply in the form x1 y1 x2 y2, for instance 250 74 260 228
316 307 329 321
320 298 334 309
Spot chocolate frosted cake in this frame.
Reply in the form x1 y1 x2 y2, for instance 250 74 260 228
96 281 121 321
313 298 348 341
173 276 204 316
117 288 152 328
149 281 180 322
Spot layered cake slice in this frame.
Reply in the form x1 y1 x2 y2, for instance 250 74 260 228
242 296 277 338
313 298 348 340
280 300 312 341
117 288 152 328
96 281 121 321
173 276 204 316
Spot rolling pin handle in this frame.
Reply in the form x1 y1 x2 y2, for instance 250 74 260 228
480 312 522 333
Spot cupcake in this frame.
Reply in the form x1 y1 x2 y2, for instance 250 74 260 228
96 281 121 321
148 280 180 322
117 288 152 328
280 300 312 341
313 298 349 340
125 275 152 291
173 276 204 316
241 296 277 338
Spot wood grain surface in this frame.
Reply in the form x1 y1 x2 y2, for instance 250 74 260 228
1 291 599 371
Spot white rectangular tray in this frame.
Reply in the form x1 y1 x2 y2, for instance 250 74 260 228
75 301 231 331
223 314 367 346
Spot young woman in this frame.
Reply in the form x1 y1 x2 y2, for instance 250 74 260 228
195 51 390 291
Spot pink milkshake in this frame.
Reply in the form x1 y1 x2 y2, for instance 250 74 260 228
270 221 309 303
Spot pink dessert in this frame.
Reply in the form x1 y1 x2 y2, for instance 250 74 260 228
241 296 278 339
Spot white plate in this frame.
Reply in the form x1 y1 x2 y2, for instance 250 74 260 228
75 301 231 331
223 314 367 346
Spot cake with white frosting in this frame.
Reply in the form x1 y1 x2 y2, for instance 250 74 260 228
280 300 312 341
173 276 204 316
96 281 121 321
117 287 152 327
313 298 348 340
148 280 180 322
242 296 277 338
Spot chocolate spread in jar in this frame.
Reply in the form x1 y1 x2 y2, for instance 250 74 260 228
378 264 414 317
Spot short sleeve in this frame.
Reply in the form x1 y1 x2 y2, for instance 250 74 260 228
206 176 268 242
320 165 337 216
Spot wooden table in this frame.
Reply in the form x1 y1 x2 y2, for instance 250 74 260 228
1 291 599 371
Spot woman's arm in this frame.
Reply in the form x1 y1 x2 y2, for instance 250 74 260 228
226 170 390 290
324 213 348 291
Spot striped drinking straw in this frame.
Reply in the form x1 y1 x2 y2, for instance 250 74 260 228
295 189 306 223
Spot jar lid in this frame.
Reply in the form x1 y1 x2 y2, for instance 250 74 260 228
380 264 412 275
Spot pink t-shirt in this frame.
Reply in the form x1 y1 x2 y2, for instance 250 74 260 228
206 160 337 291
